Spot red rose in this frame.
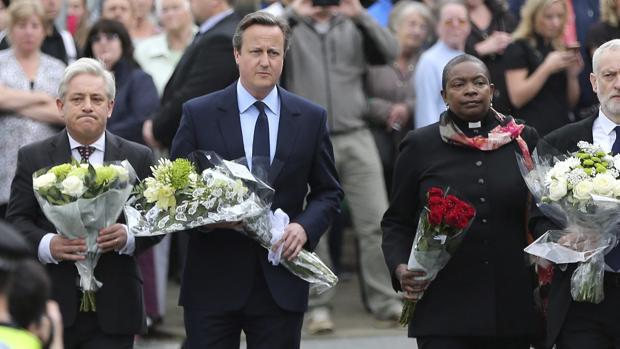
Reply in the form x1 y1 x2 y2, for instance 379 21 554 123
427 187 444 198
444 210 459 228
445 195 460 209
427 210 443 226
428 196 444 207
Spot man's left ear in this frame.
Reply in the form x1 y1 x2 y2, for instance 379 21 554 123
108 100 114 118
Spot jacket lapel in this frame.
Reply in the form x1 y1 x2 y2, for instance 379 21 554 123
216 84 245 160
268 87 301 185
49 130 73 165
103 131 124 162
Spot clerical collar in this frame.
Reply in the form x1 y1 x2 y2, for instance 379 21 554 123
448 109 495 137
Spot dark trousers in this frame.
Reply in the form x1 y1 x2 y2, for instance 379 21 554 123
417 336 530 349
184 271 303 349
64 311 133 349
556 273 620 349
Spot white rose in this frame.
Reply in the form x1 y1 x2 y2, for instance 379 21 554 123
33 173 57 191
61 175 85 197
592 173 616 196
614 154 620 170
573 180 594 201
548 177 568 201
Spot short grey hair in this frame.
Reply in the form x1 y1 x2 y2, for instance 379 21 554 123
388 1 433 35
58 58 116 101
592 39 620 74
232 11 290 54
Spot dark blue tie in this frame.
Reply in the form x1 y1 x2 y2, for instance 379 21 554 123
252 101 270 172
605 126 620 270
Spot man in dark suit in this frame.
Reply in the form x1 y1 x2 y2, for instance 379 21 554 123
6 58 160 349
170 11 343 349
142 0 240 149
530 39 620 349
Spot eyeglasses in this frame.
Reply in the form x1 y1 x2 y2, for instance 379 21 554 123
442 18 468 27
91 32 119 43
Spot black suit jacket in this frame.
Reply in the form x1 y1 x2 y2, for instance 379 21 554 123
170 83 343 313
5 130 159 335
529 116 596 348
151 12 240 148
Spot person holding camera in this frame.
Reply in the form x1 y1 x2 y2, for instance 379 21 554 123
282 0 401 332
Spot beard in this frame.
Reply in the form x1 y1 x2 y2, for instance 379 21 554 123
602 97 620 117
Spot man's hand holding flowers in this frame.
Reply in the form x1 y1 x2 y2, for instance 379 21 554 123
396 264 429 301
97 223 128 253
272 223 307 262
50 236 86 262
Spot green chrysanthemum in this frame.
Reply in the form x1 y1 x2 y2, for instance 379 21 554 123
49 163 73 180
169 159 196 190
95 166 118 185
67 166 89 179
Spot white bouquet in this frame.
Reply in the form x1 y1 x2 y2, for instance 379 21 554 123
517 141 620 303
33 160 136 311
125 151 337 293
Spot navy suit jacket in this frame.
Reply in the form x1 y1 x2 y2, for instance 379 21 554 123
170 83 343 312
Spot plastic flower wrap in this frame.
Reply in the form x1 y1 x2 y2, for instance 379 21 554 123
517 140 620 303
32 160 136 311
400 187 476 326
125 151 337 293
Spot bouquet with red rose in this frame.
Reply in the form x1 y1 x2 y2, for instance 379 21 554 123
400 187 476 326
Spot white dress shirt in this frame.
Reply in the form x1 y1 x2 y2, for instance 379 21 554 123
237 80 280 171
38 131 135 264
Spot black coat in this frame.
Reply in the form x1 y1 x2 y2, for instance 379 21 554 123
382 115 539 337
5 130 160 335
529 116 596 348
151 12 240 148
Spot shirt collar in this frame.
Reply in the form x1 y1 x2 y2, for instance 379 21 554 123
199 8 233 34
67 131 106 152
236 80 279 116
597 108 620 136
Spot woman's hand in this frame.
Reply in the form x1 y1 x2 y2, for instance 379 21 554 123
541 51 578 75
566 50 584 78
396 264 429 300
386 103 409 131
474 31 512 56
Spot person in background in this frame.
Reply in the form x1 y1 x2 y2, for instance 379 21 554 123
101 0 135 32
83 19 159 145
129 0 159 42
134 0 196 96
414 0 471 129
586 0 620 55
366 0 432 193
283 0 401 332
504 0 582 136
0 0 65 219
0 0 78 64
66 0 90 53
383 54 539 349
0 0 8 40
465 0 516 115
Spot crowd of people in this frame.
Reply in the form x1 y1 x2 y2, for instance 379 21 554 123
0 0 618 346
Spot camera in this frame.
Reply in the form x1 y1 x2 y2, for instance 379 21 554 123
311 0 340 7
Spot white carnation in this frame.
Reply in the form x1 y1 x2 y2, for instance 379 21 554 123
613 180 620 197
61 175 85 197
110 165 129 182
33 173 57 191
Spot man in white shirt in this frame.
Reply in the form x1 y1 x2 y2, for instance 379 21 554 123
414 0 470 129
530 39 620 349
6 58 160 349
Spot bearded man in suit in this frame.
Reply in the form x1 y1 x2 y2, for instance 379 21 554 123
6 58 160 349
170 11 343 349
531 39 620 349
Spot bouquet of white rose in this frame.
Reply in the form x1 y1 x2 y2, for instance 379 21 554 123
33 160 136 311
517 141 620 303
125 151 337 293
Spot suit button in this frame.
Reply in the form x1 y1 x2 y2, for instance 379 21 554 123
483 261 489 265
482 218 488 223
480 197 486 203
475 161 482 167
478 178 485 184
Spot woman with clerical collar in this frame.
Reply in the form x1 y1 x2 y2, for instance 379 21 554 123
382 54 540 349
